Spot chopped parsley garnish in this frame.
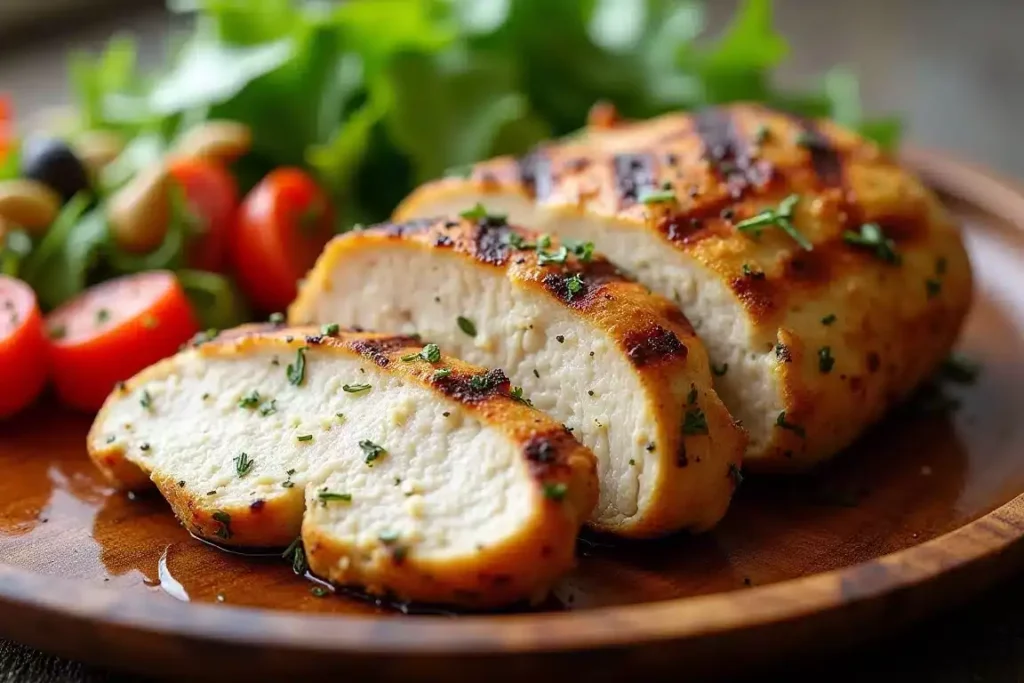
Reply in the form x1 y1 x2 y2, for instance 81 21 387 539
211 511 232 539
432 368 452 380
775 411 806 438
542 482 568 501
735 194 813 251
402 343 441 363
537 234 552 249
639 188 677 204
95 308 111 325
712 363 729 377
342 383 371 393
320 323 340 337
505 232 528 249
282 537 307 575
359 439 386 464
537 245 569 265
565 273 584 299
457 315 477 336
682 384 708 435
926 278 942 298
843 223 900 264
317 491 352 503
286 347 307 386
258 399 278 416
140 390 153 411
459 203 505 222
238 390 261 409
310 586 329 598
821 313 837 326
234 452 254 477
469 373 493 390
510 386 532 406
818 346 835 374
296 434 313 442
565 239 595 262
268 312 285 324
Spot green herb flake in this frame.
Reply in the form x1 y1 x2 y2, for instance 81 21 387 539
564 273 585 299
432 368 451 380
310 586 329 598
469 373 493 391
282 537 307 575
712 363 729 377
775 411 806 438
403 343 441 363
537 245 569 265
140 390 153 411
238 390 261 409
234 452 254 477
359 439 386 464
258 399 278 417
735 194 812 250
843 223 901 264
317 491 352 503
320 323 340 337
510 386 532 406
565 239 595 262
821 313 837 326
542 482 568 501
639 188 677 204
296 434 313 442
342 383 371 393
818 347 835 374
95 308 111 325
683 408 708 435
457 315 477 336
286 347 307 386
211 511 232 539
459 203 505 222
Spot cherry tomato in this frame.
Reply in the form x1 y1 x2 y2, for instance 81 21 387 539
168 158 238 273
0 276 48 418
231 168 334 313
0 95 11 167
46 271 199 412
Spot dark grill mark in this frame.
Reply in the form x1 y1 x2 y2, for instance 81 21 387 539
433 233 453 247
380 218 437 237
433 368 510 403
790 116 844 187
305 335 325 346
472 220 512 265
347 336 420 367
694 107 772 197
250 499 265 511
623 326 687 366
517 147 552 200
613 153 656 206
522 432 576 480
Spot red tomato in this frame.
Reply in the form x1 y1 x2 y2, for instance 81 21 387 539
231 168 334 313
46 271 199 412
0 95 11 166
0 276 48 418
168 158 239 273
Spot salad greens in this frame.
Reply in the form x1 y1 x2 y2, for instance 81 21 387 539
2 0 899 321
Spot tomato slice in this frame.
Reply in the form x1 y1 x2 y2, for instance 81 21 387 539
46 271 199 412
0 94 11 167
0 276 48 418
168 158 239 273
231 168 334 313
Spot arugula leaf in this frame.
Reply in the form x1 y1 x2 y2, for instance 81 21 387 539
177 269 252 330
21 201 107 311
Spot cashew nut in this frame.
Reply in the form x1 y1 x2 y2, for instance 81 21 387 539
74 130 126 177
0 179 62 235
170 120 252 165
108 163 171 254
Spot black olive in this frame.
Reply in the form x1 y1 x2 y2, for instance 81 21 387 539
20 135 90 203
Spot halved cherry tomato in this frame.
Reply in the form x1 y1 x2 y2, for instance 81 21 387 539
168 158 238 273
0 95 11 166
46 271 199 412
231 168 334 313
0 276 48 418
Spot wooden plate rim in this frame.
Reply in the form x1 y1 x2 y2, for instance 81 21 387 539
2 147 1023 657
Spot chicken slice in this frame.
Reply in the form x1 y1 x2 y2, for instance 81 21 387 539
394 103 973 470
289 216 746 538
87 325 597 608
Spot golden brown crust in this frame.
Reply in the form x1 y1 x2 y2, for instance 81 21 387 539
395 104 973 469
87 327 599 601
291 218 747 537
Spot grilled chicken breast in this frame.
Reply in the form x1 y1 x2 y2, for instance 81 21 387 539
87 325 597 608
289 216 746 538
395 103 973 470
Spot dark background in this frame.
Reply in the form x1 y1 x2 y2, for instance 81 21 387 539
1 1 1023 681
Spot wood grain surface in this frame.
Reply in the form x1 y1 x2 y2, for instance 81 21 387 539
0 149 1021 681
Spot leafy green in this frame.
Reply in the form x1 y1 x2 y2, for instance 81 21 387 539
177 269 252 330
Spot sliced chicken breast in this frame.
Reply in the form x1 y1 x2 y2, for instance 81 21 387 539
289 216 746 538
87 325 597 608
395 103 973 470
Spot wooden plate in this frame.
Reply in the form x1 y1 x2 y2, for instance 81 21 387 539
2 149 1023 682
